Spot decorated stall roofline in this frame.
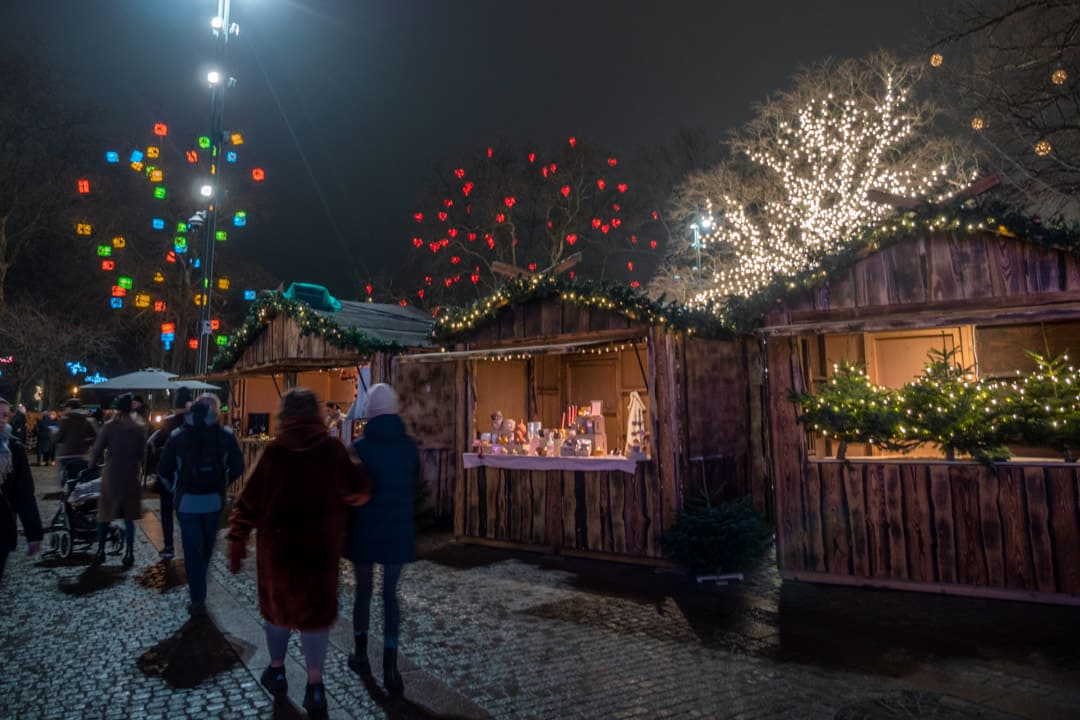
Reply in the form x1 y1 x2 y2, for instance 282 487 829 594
433 273 729 340
209 293 407 371
722 202 1080 331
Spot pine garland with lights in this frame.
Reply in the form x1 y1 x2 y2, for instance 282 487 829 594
209 293 407 371
791 361 910 460
432 273 729 340
721 201 1080 330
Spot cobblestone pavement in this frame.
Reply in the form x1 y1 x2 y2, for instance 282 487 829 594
2 465 1079 719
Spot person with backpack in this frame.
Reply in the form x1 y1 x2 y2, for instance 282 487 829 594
88 393 148 567
145 387 192 560
157 393 244 615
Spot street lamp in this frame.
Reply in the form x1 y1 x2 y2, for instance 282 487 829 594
689 216 712 271
195 0 239 374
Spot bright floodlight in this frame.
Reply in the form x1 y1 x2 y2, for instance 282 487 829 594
211 16 224 29
200 184 213 198
207 71 221 85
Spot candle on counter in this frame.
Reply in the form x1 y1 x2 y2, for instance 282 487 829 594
561 412 566 429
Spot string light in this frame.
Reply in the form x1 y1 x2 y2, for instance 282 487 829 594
1035 139 1052 156
1052 68 1067 85
970 117 984 131
930 53 943 67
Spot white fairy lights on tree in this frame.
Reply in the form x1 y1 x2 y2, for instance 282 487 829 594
673 54 970 307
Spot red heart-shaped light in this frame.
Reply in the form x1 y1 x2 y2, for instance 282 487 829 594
528 263 537 272
413 212 424 223
650 240 657 249
496 213 506 223
412 237 423 248
437 211 448 222
591 218 601 229
462 181 474 196
560 185 571 198
617 183 628 193
607 157 617 167
504 196 516 208
451 256 460 265
596 179 606 190
566 233 578 246
454 168 465 179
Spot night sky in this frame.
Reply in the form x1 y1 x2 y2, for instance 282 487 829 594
5 1 940 298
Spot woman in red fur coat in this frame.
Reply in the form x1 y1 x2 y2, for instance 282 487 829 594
227 387 371 717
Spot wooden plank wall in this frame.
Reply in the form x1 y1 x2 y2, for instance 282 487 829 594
680 335 770 516
460 464 664 558
394 359 458 519
766 337 811 572
455 297 650 345
783 460 1080 598
233 314 366 370
768 231 1080 327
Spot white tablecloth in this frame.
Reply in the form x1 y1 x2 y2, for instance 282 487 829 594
462 452 639 474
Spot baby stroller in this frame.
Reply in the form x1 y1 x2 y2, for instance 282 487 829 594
44 462 123 559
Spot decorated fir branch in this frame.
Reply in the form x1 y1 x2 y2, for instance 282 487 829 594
898 347 1011 463
791 347 1080 463
993 351 1080 462
433 272 729 340
790 361 911 461
209 292 406 371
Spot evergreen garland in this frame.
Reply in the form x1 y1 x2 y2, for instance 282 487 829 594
434 273 729 340
722 202 1080 330
209 293 407 371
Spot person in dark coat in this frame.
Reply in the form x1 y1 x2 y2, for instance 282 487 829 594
227 387 371 716
10 404 27 444
88 393 147 567
55 398 98 489
345 383 419 696
0 397 43 582
157 393 243 616
33 411 57 465
146 387 191 560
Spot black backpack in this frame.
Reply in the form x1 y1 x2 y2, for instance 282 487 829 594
180 428 227 495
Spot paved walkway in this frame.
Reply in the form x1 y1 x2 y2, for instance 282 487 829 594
2 465 1079 719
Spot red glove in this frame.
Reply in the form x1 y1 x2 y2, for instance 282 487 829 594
228 540 247 573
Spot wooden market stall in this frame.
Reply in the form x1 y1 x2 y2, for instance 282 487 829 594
759 227 1080 604
396 277 768 563
206 285 437 505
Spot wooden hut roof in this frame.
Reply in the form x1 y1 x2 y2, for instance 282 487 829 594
209 293 433 372
758 227 1080 336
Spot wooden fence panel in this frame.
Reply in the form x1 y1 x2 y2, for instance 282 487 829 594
1046 466 1080 595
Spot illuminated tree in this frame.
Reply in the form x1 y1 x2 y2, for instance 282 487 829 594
400 138 666 308
658 52 974 308
929 0 1080 220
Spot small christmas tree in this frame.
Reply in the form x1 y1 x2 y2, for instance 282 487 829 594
898 347 1010 463
1006 352 1080 461
791 361 906 460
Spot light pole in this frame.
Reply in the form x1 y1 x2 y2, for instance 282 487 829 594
689 216 712 271
195 0 238 374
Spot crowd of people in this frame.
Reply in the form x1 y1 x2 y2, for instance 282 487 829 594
0 382 419 716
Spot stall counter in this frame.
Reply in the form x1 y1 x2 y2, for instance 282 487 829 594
463 452 639 474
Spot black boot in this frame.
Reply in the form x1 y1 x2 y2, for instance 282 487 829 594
92 546 105 565
383 646 403 696
122 546 134 568
348 633 371 677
